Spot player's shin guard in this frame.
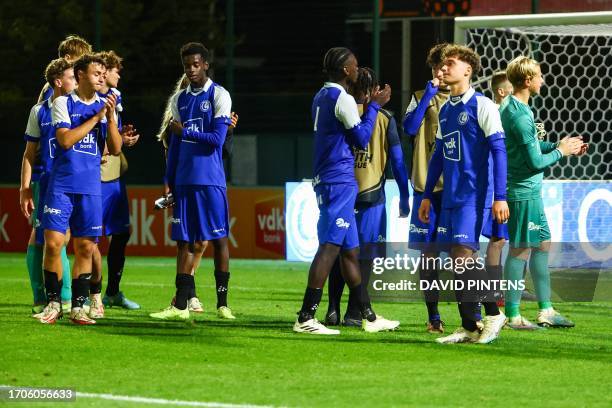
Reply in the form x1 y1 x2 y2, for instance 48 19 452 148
43 269 61 303
327 258 344 314
175 273 193 310
72 273 91 308
60 246 71 301
298 287 322 323
214 270 229 308
420 266 440 320
106 233 129 297
529 249 552 310
346 259 372 318
27 245 45 303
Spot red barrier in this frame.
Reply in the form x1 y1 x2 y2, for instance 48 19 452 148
0 186 286 259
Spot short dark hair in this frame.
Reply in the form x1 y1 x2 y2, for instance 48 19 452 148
322 47 354 80
45 58 73 88
352 67 378 98
73 54 106 83
180 42 209 61
426 43 449 68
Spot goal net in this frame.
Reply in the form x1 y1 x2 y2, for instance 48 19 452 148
454 12 612 180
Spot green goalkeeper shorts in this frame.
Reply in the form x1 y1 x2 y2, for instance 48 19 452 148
507 197 551 248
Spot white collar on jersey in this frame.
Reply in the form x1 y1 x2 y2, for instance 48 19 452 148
187 78 213 95
323 82 347 93
448 87 475 105
69 90 101 105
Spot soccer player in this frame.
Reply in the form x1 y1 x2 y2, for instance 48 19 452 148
402 43 450 333
324 67 408 327
501 56 586 329
21 59 77 314
294 47 397 335
418 44 508 344
490 71 513 107
156 75 238 313
150 42 235 321
86 50 141 318
37 54 122 325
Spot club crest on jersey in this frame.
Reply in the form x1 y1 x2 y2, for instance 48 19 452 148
200 100 211 112
457 111 469 125
73 128 98 156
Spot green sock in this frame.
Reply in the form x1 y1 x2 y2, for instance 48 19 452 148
26 244 46 303
530 249 553 310
504 255 526 318
60 246 72 302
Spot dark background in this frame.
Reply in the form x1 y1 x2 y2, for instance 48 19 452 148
0 0 457 187
2 0 606 186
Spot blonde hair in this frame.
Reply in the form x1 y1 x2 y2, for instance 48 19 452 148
156 74 189 147
506 56 540 88
58 35 92 59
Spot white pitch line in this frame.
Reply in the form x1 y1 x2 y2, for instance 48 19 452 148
76 390 277 407
0 386 277 408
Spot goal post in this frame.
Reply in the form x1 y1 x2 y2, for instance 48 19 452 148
454 11 612 180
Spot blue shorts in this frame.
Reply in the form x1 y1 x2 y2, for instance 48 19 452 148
355 202 386 244
171 185 229 242
481 208 509 241
315 183 359 250
408 191 443 250
101 179 130 235
437 205 487 251
42 190 103 238
34 175 49 245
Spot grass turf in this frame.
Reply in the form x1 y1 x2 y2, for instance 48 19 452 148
1 253 611 407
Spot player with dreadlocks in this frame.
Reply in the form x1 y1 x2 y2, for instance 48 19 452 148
294 47 398 335
324 67 408 327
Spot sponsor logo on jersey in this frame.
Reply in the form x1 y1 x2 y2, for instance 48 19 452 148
200 100 211 112
91 225 103 230
70 113 82 119
44 205 61 215
437 227 447 234
442 130 461 162
454 233 469 239
335 218 350 229
212 228 225 233
73 129 99 156
458 111 468 125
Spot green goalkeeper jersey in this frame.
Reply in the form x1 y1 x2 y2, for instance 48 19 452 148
500 95 562 201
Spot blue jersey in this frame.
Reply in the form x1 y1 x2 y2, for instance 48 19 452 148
166 79 232 188
436 88 504 208
49 91 107 195
98 88 123 130
24 98 57 175
311 82 380 186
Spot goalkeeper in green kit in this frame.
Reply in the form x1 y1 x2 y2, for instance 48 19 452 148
500 56 588 329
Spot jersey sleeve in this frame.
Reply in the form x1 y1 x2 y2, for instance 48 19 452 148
335 91 362 130
52 97 71 129
477 96 505 140
24 105 42 142
213 86 232 125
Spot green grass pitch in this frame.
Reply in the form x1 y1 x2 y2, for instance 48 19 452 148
1 253 611 407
